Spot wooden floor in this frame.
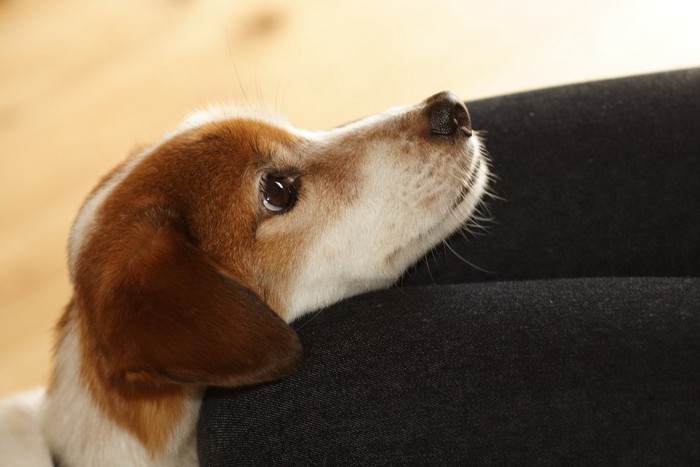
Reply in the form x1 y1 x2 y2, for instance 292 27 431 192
1 0 698 397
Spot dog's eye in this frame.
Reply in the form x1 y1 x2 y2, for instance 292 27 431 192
260 174 299 214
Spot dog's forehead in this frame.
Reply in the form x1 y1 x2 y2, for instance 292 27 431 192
187 118 302 164
174 117 370 201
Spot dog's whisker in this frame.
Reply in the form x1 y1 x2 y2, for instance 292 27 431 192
226 34 252 109
442 240 494 274
274 71 286 114
291 307 326 332
254 61 265 109
469 213 496 224
424 251 437 285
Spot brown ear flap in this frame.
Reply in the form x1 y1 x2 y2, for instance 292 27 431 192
77 206 302 390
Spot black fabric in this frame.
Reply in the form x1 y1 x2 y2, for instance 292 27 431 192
402 67 700 285
200 279 699 466
198 69 700 466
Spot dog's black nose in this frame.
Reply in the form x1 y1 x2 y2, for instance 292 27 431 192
427 91 472 137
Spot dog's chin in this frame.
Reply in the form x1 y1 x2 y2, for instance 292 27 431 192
384 155 489 280
451 152 486 211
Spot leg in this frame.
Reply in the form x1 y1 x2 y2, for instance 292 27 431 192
199 278 700 465
403 69 700 285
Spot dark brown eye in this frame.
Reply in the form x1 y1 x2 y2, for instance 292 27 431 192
260 174 300 214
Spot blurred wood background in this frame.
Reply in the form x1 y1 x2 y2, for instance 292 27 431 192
1 0 698 396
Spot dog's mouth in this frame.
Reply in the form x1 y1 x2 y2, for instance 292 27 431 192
450 182 472 211
449 144 483 211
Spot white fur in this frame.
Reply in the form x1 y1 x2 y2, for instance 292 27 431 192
0 389 52 467
178 105 291 134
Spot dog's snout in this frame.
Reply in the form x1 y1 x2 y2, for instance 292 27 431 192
427 91 472 138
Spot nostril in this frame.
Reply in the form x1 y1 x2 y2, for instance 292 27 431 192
427 91 472 137
453 103 472 137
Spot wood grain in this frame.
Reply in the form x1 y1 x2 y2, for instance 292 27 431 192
1 0 698 396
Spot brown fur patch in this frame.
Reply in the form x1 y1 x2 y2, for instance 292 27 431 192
68 120 309 452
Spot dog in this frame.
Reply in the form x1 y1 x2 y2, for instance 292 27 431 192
0 91 489 466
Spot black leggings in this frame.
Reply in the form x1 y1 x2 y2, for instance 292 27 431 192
198 69 700 466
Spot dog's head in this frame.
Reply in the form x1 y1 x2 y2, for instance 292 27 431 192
67 91 489 393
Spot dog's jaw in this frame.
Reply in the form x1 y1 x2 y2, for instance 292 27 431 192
284 133 489 322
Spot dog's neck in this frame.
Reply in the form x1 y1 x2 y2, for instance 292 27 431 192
43 305 200 467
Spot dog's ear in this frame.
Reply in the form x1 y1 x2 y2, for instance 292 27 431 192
77 206 302 390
